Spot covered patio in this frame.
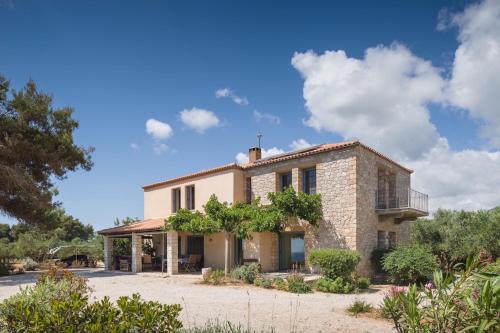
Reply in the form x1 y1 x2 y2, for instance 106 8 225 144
98 218 228 274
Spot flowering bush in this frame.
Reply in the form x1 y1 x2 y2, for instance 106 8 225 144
381 256 500 332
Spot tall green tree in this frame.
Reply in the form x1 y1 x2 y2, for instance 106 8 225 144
0 75 93 225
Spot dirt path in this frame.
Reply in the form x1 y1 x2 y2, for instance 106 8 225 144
0 269 393 332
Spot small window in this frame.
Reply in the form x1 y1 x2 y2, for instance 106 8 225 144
377 231 387 250
245 177 252 204
280 172 292 191
185 185 195 210
302 167 316 194
388 232 397 248
172 188 181 213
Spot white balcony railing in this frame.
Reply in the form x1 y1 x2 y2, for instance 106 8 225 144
375 188 428 213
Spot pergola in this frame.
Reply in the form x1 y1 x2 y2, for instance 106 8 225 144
98 218 179 274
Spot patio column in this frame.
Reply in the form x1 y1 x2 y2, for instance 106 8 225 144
166 231 178 275
131 233 142 273
103 236 113 270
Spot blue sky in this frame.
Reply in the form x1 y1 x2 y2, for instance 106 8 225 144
1 0 499 230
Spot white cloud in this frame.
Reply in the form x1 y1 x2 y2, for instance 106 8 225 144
409 139 500 211
145 119 173 140
292 43 445 161
153 143 169 155
289 138 315 151
215 87 249 106
253 110 280 124
235 147 285 164
446 0 500 147
291 1 500 211
180 107 220 134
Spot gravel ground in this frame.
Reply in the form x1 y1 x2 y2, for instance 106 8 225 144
0 269 393 333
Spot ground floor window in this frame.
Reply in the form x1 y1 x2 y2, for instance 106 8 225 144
279 232 305 270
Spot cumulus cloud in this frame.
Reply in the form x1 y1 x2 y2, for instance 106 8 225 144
253 110 281 124
290 138 315 151
292 43 444 161
291 0 500 211
145 119 173 155
146 118 173 140
215 87 249 106
235 147 285 164
446 0 500 147
180 107 220 133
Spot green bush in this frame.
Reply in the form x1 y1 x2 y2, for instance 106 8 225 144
209 270 225 285
382 257 499 333
314 277 356 294
273 278 287 291
0 262 9 276
23 258 38 271
254 277 272 289
382 245 437 284
347 300 373 317
370 248 391 274
231 263 260 284
356 277 371 289
0 267 183 332
309 248 361 279
182 320 275 332
286 273 311 293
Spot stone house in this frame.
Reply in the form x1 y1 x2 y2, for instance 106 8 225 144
98 140 428 276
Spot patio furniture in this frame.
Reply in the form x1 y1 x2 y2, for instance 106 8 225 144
142 255 152 270
161 258 168 273
183 255 198 272
119 259 130 272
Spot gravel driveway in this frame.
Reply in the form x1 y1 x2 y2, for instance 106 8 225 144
0 269 393 333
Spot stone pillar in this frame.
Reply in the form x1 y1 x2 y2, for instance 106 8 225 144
131 233 142 273
103 236 113 270
166 231 179 275
269 233 279 271
292 167 302 192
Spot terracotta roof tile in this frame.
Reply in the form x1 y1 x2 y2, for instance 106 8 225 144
98 218 165 236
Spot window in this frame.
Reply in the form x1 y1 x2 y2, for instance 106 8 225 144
245 177 252 204
377 231 387 250
280 172 292 191
172 188 181 213
302 167 316 194
185 185 195 210
388 232 397 248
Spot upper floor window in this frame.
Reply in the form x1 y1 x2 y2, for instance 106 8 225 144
172 188 181 213
279 172 292 191
302 167 316 194
245 177 252 204
185 185 195 210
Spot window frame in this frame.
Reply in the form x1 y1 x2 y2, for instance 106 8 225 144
185 185 195 210
279 171 292 191
245 177 252 204
172 187 181 213
302 167 317 194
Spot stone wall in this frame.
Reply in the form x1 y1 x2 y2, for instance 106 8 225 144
355 146 412 276
103 236 113 270
131 233 142 273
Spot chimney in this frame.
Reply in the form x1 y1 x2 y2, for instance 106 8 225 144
248 147 262 163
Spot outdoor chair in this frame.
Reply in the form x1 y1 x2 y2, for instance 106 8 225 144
183 255 198 272
119 259 130 272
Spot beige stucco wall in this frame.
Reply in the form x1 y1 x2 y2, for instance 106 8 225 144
144 169 241 219
243 232 278 272
203 232 235 270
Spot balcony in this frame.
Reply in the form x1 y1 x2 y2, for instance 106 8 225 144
375 188 429 223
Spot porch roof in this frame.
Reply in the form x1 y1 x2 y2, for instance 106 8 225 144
98 218 165 236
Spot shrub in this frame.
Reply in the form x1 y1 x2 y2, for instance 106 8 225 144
347 300 373 317
37 266 90 295
253 277 272 288
382 256 499 333
309 248 360 279
23 257 38 271
231 264 260 284
371 248 391 274
0 262 9 276
209 270 225 285
286 273 311 293
314 277 356 294
382 245 437 284
0 267 183 332
273 278 287 291
356 277 371 289
182 320 275 332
